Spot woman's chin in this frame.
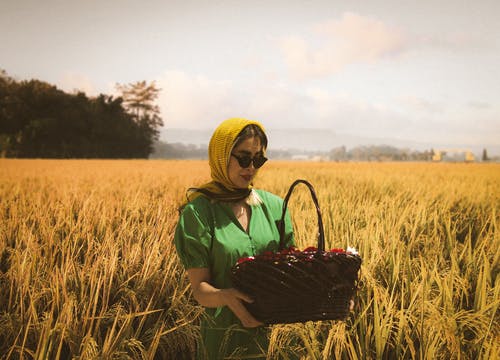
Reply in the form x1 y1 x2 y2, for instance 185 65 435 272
232 176 251 189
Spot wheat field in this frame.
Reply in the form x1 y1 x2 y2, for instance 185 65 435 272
0 159 498 359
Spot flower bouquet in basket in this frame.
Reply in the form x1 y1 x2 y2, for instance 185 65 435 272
230 180 362 325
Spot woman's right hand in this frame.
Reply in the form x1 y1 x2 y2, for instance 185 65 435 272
186 268 264 328
219 288 264 328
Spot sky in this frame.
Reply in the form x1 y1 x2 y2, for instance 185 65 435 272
1 0 499 151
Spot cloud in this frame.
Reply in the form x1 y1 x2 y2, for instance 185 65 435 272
280 12 407 80
398 96 445 114
241 54 264 69
468 101 491 109
56 73 117 98
57 72 98 95
156 70 240 128
156 69 410 133
156 70 318 129
412 32 482 52
155 69 498 147
156 70 378 131
305 88 414 136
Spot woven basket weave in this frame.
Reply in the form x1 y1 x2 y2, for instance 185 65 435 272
231 179 362 324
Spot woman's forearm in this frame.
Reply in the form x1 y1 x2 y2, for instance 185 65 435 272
186 268 262 328
192 281 226 307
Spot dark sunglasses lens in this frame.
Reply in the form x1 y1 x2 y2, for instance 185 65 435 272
253 157 267 169
233 154 268 168
238 156 252 168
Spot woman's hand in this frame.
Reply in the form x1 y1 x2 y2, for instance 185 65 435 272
219 288 264 328
186 268 263 328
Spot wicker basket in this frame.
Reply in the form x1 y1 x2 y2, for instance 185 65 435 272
230 179 362 324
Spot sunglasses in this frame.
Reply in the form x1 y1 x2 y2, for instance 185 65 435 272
231 153 268 169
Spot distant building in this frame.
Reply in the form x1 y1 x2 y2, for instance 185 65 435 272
291 154 310 161
432 149 475 162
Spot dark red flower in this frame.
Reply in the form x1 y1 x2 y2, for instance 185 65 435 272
303 246 318 253
237 256 255 264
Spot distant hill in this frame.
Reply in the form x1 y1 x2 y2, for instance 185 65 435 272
160 128 500 157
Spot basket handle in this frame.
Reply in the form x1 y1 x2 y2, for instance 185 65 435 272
278 179 325 252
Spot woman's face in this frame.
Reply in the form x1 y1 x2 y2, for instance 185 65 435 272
228 136 264 189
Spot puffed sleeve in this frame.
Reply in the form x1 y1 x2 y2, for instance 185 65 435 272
174 202 212 269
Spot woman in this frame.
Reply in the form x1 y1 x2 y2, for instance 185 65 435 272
174 118 294 359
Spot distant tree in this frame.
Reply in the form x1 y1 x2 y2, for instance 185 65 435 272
115 81 163 152
150 140 208 159
424 149 432 161
0 70 15 156
0 70 157 158
345 145 410 161
330 145 346 161
482 148 489 162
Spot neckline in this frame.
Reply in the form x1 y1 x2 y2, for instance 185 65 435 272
222 202 252 234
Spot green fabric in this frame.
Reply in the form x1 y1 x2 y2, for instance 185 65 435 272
174 189 294 359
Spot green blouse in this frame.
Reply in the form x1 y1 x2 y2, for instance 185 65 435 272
174 189 294 359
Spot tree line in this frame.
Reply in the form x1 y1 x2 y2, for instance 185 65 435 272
328 145 433 161
151 141 429 161
0 70 163 158
152 141 493 162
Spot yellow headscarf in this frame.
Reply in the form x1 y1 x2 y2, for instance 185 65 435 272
187 117 266 202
